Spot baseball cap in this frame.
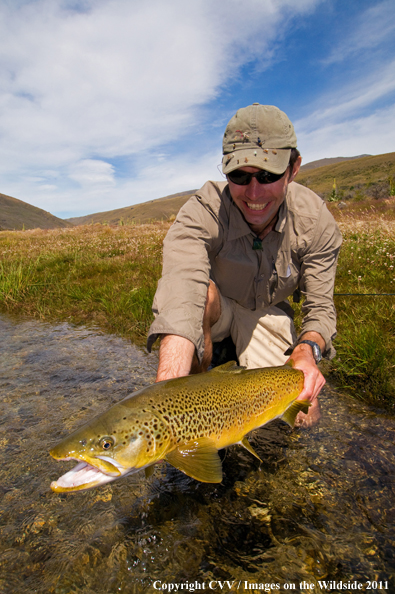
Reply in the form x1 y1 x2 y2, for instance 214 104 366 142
222 103 297 175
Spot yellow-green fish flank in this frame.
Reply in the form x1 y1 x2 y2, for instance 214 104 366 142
50 362 308 492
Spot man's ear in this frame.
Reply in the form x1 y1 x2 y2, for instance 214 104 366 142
289 155 302 182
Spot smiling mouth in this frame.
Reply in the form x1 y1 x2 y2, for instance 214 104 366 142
247 202 268 211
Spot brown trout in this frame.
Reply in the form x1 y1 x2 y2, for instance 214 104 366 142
50 362 308 492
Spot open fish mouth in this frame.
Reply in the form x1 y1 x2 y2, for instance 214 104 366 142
50 456 126 493
50 460 119 492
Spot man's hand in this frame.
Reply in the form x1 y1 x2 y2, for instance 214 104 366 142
286 332 326 428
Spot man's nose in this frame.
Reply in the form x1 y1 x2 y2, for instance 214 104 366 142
245 177 266 200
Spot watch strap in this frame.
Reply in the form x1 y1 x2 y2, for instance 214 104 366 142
298 340 322 363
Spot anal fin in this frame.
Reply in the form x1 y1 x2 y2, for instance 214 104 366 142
165 437 222 483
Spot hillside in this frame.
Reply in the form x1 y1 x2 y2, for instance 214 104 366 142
67 152 395 226
300 154 370 171
66 190 197 226
0 192 72 231
297 152 395 199
2 152 394 230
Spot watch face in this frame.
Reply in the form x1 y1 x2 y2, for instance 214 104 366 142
312 344 322 363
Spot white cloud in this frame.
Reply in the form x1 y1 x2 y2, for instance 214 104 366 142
323 0 395 65
298 103 395 164
0 0 322 216
69 159 115 187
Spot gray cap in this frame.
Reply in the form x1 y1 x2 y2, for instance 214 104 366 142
222 103 297 175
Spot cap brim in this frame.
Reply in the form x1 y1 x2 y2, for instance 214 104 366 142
222 148 291 175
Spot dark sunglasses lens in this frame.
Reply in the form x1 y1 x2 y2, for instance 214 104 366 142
228 169 285 185
256 170 284 184
227 170 251 185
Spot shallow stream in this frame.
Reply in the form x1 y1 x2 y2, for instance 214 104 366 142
0 313 394 593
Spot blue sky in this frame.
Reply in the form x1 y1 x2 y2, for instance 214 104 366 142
0 0 394 218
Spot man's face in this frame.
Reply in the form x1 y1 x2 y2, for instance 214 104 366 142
227 158 301 235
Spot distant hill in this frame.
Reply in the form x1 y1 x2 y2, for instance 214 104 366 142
300 155 371 171
66 190 197 226
296 152 395 198
0 192 72 231
67 152 395 226
3 152 394 230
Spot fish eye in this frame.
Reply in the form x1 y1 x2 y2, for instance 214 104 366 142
99 437 114 450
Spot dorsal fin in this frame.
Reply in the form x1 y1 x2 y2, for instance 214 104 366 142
210 361 245 374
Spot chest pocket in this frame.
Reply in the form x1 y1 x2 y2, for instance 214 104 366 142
271 256 301 305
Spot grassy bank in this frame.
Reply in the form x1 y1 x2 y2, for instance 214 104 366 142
0 222 168 342
0 214 394 410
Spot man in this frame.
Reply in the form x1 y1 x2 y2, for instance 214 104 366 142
147 103 342 426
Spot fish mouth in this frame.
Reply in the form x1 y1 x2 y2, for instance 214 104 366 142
50 454 125 493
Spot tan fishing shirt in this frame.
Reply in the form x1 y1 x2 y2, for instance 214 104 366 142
147 180 342 362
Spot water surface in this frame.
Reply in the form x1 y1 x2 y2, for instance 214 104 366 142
0 313 394 593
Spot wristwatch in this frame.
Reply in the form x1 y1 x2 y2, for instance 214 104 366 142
298 340 322 364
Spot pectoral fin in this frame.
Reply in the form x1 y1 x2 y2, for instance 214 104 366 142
165 438 222 483
240 437 263 463
282 400 311 428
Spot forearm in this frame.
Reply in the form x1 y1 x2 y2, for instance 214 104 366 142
291 331 325 360
156 334 195 382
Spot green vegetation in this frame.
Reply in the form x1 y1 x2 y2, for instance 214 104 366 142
330 220 395 408
0 206 394 410
297 151 395 202
0 223 167 342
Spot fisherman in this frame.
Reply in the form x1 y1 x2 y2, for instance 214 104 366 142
147 103 342 426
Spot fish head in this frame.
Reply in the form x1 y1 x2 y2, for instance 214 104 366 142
50 405 171 493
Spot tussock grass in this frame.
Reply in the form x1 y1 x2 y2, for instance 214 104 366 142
0 213 394 409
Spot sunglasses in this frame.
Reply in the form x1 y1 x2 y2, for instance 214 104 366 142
227 167 288 186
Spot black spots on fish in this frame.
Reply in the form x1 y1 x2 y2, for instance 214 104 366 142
123 417 127 420
139 431 143 436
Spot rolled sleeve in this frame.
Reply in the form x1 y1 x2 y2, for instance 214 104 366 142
298 204 342 358
147 191 223 362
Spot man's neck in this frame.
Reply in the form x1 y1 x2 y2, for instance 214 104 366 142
250 212 279 240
